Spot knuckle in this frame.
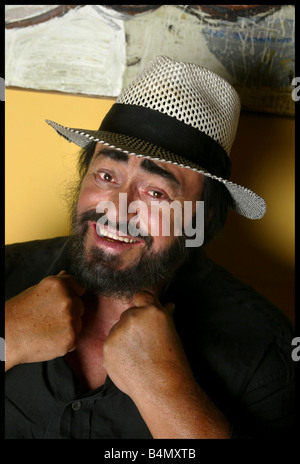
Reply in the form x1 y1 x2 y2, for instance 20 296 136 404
119 307 137 324
122 308 141 329
40 275 62 291
64 325 77 347
147 304 159 313
125 307 139 318
65 308 78 326
56 301 78 331
144 304 162 319
148 304 168 324
102 339 110 360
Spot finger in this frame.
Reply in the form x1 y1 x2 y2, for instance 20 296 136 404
57 272 86 296
72 295 85 317
72 303 84 329
164 302 176 315
67 344 77 353
57 270 67 276
133 290 158 308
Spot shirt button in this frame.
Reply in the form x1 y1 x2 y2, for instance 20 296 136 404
72 401 82 411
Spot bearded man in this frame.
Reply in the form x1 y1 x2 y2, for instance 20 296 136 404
5 56 294 439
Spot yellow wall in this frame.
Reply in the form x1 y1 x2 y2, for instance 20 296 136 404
5 88 114 243
5 88 295 321
205 112 295 322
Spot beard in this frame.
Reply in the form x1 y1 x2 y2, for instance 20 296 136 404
67 207 191 299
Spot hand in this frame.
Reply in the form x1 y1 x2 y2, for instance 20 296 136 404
102 290 230 438
102 290 193 399
5 271 85 371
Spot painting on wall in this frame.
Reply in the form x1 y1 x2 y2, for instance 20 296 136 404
5 5 295 116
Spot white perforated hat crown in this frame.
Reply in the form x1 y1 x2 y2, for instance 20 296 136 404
46 55 266 219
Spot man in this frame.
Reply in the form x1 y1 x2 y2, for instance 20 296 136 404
5 56 294 439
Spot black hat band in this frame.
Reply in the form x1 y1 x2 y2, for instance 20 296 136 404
99 103 231 179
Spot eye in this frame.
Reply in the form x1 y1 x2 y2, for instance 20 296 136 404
98 171 114 182
148 190 168 200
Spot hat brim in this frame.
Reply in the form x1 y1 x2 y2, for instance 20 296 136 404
46 119 266 220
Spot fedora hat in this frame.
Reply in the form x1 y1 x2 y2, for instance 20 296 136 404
46 55 266 219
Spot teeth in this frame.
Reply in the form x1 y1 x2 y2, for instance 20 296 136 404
97 226 137 243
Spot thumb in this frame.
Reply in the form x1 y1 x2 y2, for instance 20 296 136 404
164 302 176 315
57 270 67 276
56 270 86 296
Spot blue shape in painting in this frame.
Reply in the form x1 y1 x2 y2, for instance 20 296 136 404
204 15 294 89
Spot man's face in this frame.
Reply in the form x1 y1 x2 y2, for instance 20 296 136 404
68 143 204 298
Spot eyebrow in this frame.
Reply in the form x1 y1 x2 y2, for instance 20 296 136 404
140 158 180 187
94 147 180 188
94 147 129 163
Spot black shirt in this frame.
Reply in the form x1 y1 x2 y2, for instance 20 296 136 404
5 237 295 438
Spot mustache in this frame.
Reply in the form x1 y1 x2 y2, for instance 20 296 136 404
76 209 153 248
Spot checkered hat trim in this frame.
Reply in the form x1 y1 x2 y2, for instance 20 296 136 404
46 56 266 219
46 119 266 219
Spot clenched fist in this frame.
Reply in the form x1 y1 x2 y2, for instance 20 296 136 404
5 271 85 371
102 291 230 438
102 290 192 399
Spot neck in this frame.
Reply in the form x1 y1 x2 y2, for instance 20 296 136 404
81 283 165 336
64 284 165 391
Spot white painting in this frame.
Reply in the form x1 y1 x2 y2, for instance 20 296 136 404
5 5 126 96
5 5 295 116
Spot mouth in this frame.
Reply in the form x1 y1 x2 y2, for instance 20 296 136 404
97 226 138 244
91 222 142 247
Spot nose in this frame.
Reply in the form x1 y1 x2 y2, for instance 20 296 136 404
97 184 145 236
117 192 133 226
114 184 140 223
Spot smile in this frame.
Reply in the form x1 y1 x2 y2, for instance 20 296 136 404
95 225 138 244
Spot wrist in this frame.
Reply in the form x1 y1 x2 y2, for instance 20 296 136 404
129 367 230 439
5 301 25 371
130 361 198 406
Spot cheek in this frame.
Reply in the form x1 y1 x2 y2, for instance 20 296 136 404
146 204 183 245
76 180 115 215
146 200 200 248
